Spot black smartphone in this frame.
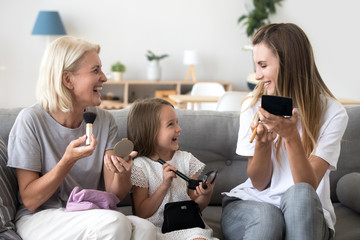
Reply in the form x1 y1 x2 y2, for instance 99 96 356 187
202 170 218 189
261 95 293 116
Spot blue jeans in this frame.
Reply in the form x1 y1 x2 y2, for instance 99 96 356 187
221 183 333 240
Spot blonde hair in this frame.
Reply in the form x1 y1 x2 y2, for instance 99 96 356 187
36 36 100 114
249 23 335 160
127 98 174 158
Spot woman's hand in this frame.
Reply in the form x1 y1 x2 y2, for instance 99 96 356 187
257 107 298 140
104 151 136 175
103 150 136 201
62 134 97 166
251 120 276 144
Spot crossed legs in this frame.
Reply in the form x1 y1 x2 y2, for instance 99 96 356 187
221 183 332 240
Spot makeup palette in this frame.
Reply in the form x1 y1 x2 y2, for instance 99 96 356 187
114 138 134 161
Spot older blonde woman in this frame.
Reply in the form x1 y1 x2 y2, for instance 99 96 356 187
7 36 156 240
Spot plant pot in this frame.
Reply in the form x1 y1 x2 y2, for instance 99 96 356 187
147 60 161 81
112 72 123 82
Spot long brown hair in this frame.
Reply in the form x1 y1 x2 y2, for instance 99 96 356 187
127 98 174 158
249 23 335 159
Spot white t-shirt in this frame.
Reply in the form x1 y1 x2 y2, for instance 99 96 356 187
224 96 348 231
7 104 120 220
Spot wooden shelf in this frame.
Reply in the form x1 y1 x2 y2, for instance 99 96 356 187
99 100 125 110
100 80 232 109
337 98 360 105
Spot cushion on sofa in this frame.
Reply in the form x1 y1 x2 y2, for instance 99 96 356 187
336 172 360 214
0 229 22 240
0 136 18 234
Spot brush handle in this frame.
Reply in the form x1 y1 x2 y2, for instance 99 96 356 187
86 123 93 145
249 126 257 143
83 112 97 145
157 159 190 182
249 117 261 143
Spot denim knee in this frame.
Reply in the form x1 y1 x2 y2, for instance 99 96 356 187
221 198 284 240
280 183 328 240
281 182 320 213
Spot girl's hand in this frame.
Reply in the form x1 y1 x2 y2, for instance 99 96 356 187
190 176 216 211
62 134 97 165
193 176 216 197
104 151 136 174
257 107 298 140
161 163 177 188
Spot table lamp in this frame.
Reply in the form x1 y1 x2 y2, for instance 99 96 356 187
183 50 198 82
32 11 67 45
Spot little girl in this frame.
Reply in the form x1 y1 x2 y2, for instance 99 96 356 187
128 98 218 240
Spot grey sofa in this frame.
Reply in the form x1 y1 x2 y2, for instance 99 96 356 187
1 106 359 239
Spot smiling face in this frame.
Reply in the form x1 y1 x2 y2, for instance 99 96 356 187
65 50 107 110
155 105 181 159
253 42 280 95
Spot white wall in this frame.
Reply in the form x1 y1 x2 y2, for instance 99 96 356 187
0 0 359 108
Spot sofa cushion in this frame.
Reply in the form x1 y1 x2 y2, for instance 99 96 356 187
0 229 22 240
336 172 360 214
0 108 22 145
330 105 360 202
0 136 18 234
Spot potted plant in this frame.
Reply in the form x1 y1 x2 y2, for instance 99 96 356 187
146 50 169 61
238 0 283 38
238 0 283 89
146 50 169 81
111 61 126 82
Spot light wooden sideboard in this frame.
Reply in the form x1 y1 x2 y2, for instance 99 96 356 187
100 80 232 109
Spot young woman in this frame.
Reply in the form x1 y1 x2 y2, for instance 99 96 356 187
7 36 156 239
221 23 348 240
128 98 218 240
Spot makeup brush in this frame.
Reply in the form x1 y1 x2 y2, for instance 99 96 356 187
158 159 201 190
83 112 97 145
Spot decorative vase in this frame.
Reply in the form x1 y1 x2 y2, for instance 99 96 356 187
147 60 161 81
112 72 123 82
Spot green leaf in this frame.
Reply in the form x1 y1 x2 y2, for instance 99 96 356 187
111 61 126 72
238 0 283 37
146 50 169 61
238 15 247 24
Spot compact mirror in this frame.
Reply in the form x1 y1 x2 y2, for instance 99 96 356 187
202 170 218 189
114 138 134 161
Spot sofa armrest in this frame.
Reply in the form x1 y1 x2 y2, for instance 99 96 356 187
336 172 360 213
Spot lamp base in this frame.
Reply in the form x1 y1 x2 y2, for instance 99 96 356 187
184 65 197 82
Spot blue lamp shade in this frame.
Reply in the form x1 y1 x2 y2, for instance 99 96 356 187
32 11 66 35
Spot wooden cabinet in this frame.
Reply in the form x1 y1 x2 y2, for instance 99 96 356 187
100 80 232 109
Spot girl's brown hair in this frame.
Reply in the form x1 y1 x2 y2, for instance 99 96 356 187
249 23 335 159
127 98 174 158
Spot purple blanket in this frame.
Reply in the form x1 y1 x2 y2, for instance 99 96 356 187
66 186 120 212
